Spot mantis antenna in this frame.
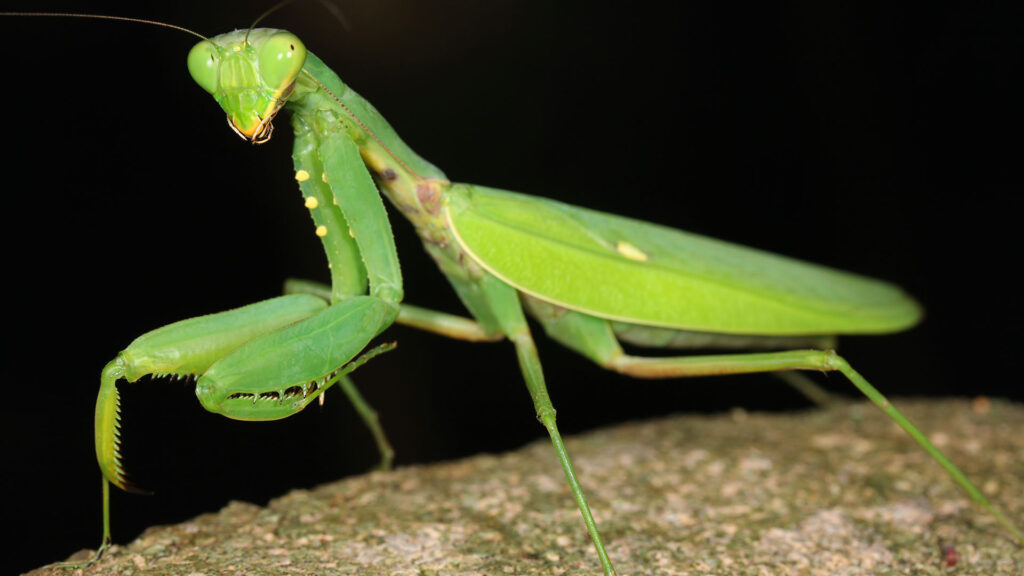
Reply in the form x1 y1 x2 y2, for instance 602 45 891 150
246 0 300 42
0 12 206 40
245 0 351 43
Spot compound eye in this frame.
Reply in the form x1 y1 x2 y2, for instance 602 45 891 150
186 40 220 94
258 32 306 91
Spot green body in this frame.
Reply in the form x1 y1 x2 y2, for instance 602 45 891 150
76 27 1016 575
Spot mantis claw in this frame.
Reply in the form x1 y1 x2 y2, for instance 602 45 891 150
196 298 397 421
94 295 331 492
94 295 396 496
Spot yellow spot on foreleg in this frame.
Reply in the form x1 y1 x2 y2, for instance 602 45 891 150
304 196 319 209
295 170 310 182
321 172 328 183
315 226 328 237
616 241 649 262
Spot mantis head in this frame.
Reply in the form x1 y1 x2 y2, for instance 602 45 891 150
187 29 306 144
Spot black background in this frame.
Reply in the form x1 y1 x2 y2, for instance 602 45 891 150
3 2 1022 573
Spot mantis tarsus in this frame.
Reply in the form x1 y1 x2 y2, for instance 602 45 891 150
5 4 1022 574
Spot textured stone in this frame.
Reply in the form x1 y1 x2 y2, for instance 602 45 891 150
29 399 1024 575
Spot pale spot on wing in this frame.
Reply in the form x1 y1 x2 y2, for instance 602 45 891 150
616 241 649 262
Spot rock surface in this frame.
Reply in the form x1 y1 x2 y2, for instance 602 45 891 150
30 399 1024 575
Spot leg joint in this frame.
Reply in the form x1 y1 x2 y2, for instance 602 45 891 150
508 327 532 344
604 350 628 372
535 406 557 428
822 349 845 371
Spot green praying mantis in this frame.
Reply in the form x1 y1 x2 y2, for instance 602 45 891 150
4 5 1022 575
